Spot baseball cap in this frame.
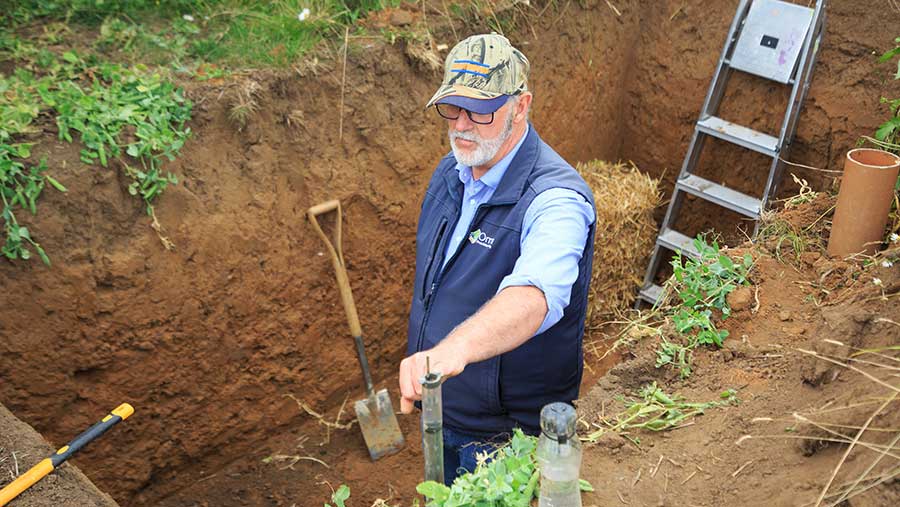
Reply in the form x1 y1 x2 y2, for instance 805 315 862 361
425 33 530 114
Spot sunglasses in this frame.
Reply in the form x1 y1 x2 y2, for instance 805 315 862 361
434 103 496 125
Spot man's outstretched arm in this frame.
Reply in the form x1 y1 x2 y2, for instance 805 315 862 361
399 284 547 413
399 189 594 413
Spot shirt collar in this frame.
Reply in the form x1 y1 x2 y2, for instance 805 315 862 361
456 124 530 189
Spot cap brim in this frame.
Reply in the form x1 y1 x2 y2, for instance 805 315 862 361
424 84 506 111
437 94 510 115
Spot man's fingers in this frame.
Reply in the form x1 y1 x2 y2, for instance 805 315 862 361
398 350 457 415
400 395 414 414
399 356 422 404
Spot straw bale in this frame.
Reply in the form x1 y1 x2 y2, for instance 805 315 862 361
576 160 661 325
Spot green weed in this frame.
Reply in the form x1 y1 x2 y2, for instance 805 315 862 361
4 1 201 26
0 65 66 264
5 1 402 69
0 47 191 264
417 428 592 507
865 36 900 154
585 382 738 442
654 235 753 378
757 214 810 264
0 151 61 265
325 484 350 507
44 56 191 211
655 336 692 378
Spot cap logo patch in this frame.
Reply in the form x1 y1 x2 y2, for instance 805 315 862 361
451 59 490 78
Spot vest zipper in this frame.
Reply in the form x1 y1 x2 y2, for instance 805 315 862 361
420 218 449 298
416 217 450 351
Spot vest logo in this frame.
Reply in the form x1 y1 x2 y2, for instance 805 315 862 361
468 229 495 249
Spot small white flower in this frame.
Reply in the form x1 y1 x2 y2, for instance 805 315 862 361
182 14 195 22
298 8 311 21
882 260 895 268
873 277 883 286
892 233 900 243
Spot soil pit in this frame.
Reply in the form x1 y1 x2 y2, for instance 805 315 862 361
1 1 899 505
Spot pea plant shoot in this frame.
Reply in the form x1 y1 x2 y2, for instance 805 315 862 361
655 236 753 378
417 429 592 507
586 382 738 443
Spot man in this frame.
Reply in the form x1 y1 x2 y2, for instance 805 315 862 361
399 33 596 484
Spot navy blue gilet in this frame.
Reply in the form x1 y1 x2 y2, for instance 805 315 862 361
406 126 596 437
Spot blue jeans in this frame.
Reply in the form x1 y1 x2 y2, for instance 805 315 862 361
442 426 509 485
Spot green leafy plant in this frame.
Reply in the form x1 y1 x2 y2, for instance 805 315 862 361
325 484 350 507
0 68 68 264
866 36 900 154
0 148 66 264
0 43 191 264
655 235 753 378
46 57 191 212
417 429 591 507
655 337 692 378
585 382 738 442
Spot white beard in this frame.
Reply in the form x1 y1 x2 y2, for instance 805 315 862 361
448 111 514 168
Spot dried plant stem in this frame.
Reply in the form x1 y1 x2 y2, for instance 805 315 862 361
338 27 349 142
737 434 898 455
796 348 900 394
814 391 899 506
753 416 899 433
778 157 842 174
824 465 900 506
284 394 355 430
832 430 900 505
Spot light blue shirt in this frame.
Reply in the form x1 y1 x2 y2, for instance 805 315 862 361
442 126 596 335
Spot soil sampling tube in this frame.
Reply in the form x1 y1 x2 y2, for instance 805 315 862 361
828 148 900 257
421 363 444 484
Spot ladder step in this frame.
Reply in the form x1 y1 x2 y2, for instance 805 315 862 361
696 116 779 156
638 283 664 306
677 174 762 218
657 228 700 259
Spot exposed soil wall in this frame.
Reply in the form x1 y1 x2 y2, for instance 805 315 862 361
1 1 898 505
620 0 900 236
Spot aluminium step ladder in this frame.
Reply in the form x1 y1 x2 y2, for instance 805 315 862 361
637 0 827 306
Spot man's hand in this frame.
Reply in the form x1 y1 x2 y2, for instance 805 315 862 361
399 286 547 414
398 343 468 414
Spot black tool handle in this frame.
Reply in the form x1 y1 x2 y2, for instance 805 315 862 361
354 334 376 398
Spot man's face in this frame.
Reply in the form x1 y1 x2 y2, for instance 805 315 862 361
446 99 516 168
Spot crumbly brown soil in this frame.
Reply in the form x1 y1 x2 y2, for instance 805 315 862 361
0 404 119 507
0 1 898 505
576 194 900 506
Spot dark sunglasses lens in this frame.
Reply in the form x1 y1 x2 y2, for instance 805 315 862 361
435 104 494 125
436 104 460 120
470 112 493 125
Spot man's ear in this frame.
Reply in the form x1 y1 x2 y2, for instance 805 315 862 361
515 93 533 123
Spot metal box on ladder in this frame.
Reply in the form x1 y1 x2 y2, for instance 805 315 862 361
637 0 827 307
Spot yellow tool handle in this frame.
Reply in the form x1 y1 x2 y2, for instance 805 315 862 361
307 199 341 217
307 200 363 337
0 460 52 506
0 403 133 507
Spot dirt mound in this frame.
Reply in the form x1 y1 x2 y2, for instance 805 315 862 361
0 1 898 505
0 403 119 507
575 195 900 506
